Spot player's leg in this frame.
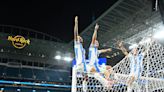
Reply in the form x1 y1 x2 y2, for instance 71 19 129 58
133 69 141 92
87 65 110 89
104 70 110 80
127 64 141 91
127 73 135 92
127 75 135 86
99 65 113 80
94 65 115 89
91 65 108 86
104 66 117 89
90 67 97 73
82 74 88 92
104 65 112 79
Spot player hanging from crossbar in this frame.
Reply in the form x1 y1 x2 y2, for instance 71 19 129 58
116 40 145 92
74 16 87 72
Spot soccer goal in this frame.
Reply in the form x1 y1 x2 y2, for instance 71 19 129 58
72 39 164 92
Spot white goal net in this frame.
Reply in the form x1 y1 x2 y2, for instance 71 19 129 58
72 39 164 92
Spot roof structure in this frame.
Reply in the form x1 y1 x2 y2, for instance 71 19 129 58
69 0 163 49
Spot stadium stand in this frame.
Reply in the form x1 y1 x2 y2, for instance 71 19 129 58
0 25 71 92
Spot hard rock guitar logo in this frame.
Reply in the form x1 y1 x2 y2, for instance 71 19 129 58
8 35 30 49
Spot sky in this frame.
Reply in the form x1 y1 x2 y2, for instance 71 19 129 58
0 0 118 42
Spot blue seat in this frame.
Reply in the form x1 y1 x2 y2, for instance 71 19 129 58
21 88 32 92
6 67 19 77
33 69 46 80
45 70 59 82
44 70 71 82
21 68 33 79
57 71 70 82
0 65 6 76
4 87 17 92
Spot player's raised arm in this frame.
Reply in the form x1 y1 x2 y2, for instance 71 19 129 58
91 23 99 45
116 41 129 56
98 48 112 54
74 16 78 41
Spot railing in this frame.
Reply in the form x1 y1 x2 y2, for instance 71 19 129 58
0 24 64 43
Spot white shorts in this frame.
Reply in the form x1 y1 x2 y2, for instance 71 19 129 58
86 64 92 73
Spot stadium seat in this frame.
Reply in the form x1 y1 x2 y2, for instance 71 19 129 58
21 68 33 79
33 69 46 81
45 70 59 82
6 67 19 78
0 65 6 77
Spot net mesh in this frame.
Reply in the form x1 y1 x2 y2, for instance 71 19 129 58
72 39 164 92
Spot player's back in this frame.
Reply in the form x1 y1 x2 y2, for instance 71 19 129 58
74 41 84 65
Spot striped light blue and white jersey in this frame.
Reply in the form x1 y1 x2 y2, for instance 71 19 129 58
128 53 144 78
88 45 99 65
88 45 101 72
74 41 86 66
